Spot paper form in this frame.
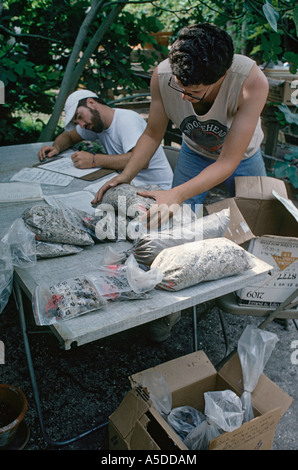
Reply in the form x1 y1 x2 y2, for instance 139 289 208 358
11 167 73 187
39 154 101 178
0 182 43 202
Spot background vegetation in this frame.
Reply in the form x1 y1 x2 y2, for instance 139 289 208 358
0 0 297 146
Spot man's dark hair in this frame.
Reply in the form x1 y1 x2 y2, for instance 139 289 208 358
169 23 234 86
78 96 106 107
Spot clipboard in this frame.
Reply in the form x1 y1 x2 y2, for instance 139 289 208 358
80 168 116 181
34 156 115 181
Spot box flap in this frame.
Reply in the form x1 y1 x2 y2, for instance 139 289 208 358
109 389 150 439
130 351 216 394
206 198 254 244
208 408 282 450
219 354 293 417
235 176 288 200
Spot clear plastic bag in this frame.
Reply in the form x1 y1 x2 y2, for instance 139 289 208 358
130 208 230 266
237 325 279 422
136 371 205 440
1 219 37 313
167 406 205 440
32 276 107 325
23 204 94 246
0 242 14 314
184 390 243 450
2 218 36 268
151 237 253 291
89 254 163 300
137 371 172 418
35 241 83 259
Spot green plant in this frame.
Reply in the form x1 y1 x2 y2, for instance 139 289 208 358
273 147 298 189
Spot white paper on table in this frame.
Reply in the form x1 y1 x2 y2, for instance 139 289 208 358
10 167 74 187
83 172 119 193
40 153 101 178
0 182 43 202
44 191 95 214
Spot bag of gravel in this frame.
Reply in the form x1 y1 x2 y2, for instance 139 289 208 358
131 208 230 266
23 205 94 246
151 237 253 291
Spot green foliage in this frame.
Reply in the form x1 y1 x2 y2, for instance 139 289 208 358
273 147 298 189
0 0 297 145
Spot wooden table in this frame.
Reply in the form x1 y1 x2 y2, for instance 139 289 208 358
0 143 272 446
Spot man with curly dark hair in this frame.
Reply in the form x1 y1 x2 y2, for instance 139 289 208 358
93 22 268 222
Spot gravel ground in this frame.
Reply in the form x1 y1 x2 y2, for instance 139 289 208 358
1 273 297 452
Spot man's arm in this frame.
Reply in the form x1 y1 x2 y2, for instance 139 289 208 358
38 128 82 161
71 150 135 170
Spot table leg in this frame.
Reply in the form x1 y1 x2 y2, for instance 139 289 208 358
13 280 108 447
192 306 198 351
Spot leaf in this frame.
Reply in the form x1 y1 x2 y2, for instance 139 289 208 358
262 1 279 32
278 104 298 125
294 4 298 36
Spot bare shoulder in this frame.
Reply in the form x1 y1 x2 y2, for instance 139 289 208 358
239 63 269 107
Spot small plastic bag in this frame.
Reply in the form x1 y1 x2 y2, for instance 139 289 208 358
237 325 279 422
184 390 243 450
137 371 172 418
136 371 205 440
0 242 14 314
89 255 163 300
167 406 205 440
2 218 36 268
32 276 107 325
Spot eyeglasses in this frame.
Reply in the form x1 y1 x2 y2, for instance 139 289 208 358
168 76 209 101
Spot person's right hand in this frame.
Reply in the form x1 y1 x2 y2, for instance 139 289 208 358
38 145 59 161
91 173 130 205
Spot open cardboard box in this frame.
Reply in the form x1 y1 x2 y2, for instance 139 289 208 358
206 176 298 307
109 350 293 450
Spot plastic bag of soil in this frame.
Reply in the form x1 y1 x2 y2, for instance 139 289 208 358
35 241 83 259
100 183 157 218
23 205 94 246
151 237 253 291
130 208 230 266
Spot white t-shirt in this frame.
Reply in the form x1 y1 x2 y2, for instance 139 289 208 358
76 108 173 189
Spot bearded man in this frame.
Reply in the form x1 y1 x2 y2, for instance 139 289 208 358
38 89 173 189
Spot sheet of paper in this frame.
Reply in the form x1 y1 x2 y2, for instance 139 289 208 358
39 154 100 178
0 182 43 203
83 172 119 193
44 191 95 214
10 167 74 187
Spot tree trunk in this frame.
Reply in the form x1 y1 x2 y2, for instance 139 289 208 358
38 0 125 142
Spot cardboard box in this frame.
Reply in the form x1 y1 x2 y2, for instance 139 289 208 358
206 176 298 307
264 68 298 105
108 351 293 450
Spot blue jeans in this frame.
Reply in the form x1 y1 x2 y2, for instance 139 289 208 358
172 141 266 212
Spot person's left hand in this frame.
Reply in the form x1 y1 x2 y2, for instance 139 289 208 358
71 150 94 169
137 188 183 229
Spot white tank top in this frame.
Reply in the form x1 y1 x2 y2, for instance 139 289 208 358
158 55 264 160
